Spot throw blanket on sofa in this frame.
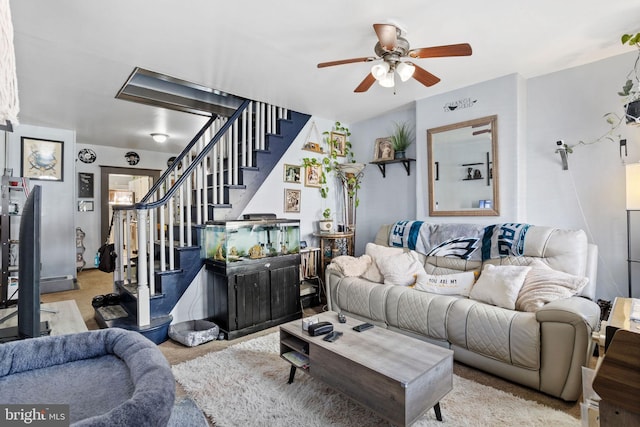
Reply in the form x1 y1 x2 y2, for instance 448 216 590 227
389 221 530 260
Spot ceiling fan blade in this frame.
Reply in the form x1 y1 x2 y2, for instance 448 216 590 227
408 43 472 59
411 63 441 87
317 57 376 68
354 73 376 93
373 23 398 51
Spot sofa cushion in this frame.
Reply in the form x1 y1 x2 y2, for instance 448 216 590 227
415 271 477 296
447 299 540 369
385 286 458 341
361 243 405 283
334 276 391 322
330 255 372 277
469 264 531 310
377 251 426 286
516 260 589 312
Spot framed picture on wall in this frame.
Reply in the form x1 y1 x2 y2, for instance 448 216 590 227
330 132 346 157
78 172 94 198
283 164 301 184
21 137 64 181
78 201 94 212
284 189 301 213
304 164 322 188
373 137 394 161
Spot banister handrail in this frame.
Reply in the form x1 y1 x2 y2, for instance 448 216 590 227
141 98 251 210
140 114 218 204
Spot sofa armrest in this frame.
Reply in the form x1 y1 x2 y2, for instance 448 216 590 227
325 265 345 312
536 296 600 329
536 296 600 401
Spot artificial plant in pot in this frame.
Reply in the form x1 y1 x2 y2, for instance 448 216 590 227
302 122 362 232
318 208 333 233
390 121 415 159
619 32 640 124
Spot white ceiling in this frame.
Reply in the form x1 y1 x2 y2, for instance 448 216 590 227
8 0 640 154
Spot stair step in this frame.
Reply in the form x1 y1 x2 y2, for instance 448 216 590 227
94 304 172 344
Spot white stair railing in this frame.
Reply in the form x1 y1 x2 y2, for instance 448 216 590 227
111 99 288 328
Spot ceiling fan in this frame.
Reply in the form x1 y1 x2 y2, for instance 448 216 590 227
317 23 472 92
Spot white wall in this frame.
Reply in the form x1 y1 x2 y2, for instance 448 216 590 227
242 116 342 248
75 143 176 267
6 124 76 280
527 51 640 300
415 74 526 222
349 54 639 302
350 105 417 254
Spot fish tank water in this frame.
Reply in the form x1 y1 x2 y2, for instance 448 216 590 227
201 219 300 262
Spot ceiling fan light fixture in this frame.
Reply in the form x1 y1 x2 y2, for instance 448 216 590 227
378 71 395 88
371 62 390 80
151 133 169 143
396 62 415 82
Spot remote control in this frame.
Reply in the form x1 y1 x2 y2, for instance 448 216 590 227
338 312 346 323
323 331 343 342
353 322 374 332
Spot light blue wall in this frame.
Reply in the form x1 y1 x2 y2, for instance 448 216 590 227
350 105 417 254
527 51 640 300
349 52 640 301
6 124 76 280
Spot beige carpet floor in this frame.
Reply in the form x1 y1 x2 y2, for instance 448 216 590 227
40 269 587 425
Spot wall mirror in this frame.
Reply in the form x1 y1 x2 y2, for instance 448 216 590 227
427 115 499 216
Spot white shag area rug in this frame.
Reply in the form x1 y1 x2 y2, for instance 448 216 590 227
173 333 580 427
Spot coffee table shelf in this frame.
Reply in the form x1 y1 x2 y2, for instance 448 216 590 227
279 312 453 426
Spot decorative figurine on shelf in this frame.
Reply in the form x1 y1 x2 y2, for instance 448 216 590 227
467 167 473 179
214 245 225 261
249 244 263 259
473 169 482 179
228 246 239 261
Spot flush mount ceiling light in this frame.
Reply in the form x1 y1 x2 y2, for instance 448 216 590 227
150 133 168 143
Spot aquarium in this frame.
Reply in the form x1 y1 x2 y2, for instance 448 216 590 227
201 219 300 262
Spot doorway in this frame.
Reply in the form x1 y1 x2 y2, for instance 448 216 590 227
99 166 161 249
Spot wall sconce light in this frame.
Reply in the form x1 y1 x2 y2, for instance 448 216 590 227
151 133 168 143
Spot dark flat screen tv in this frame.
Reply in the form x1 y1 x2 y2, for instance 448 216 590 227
0 185 49 341
18 185 43 338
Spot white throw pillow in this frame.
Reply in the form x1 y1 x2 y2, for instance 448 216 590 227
415 271 477 296
516 260 589 312
361 243 405 283
330 255 372 277
376 251 426 286
469 264 531 309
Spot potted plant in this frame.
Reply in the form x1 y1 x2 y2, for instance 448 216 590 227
390 121 415 159
318 208 333 233
619 32 640 124
302 121 357 200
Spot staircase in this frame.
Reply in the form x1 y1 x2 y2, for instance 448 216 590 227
94 96 310 343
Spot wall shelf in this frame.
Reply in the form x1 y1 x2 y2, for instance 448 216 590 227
369 158 415 178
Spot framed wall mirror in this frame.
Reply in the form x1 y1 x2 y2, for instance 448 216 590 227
427 115 499 216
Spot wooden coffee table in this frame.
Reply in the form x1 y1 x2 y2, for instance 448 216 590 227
280 311 453 426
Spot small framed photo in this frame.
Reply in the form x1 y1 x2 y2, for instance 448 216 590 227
373 137 394 161
21 137 64 181
78 200 94 212
283 164 301 184
78 172 94 198
330 132 346 157
284 189 301 213
305 163 322 188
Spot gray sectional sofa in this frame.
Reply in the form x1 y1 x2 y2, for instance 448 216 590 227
325 223 601 401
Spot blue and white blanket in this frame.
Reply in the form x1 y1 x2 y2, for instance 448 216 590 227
389 221 530 261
